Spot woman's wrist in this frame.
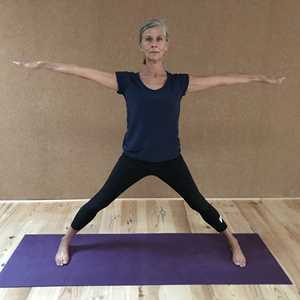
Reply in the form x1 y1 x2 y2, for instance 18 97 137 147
252 74 267 82
42 61 62 71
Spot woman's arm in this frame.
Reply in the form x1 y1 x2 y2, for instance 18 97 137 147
12 60 118 91
187 73 286 93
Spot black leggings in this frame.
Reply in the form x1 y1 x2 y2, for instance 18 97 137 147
71 152 228 233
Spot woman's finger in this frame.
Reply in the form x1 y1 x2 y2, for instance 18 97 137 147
276 77 286 84
12 61 41 69
268 76 286 84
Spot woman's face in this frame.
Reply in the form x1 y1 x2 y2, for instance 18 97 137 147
139 26 169 63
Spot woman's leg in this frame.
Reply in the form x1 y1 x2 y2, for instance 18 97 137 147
70 153 149 231
152 154 246 267
153 154 227 233
56 152 149 266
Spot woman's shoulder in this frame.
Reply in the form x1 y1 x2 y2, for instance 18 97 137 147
116 70 136 74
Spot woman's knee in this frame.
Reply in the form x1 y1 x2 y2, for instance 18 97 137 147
185 195 211 212
82 194 114 212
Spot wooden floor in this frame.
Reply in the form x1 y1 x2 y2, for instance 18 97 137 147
0 198 299 300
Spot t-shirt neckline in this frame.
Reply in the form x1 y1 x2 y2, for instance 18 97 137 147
136 71 170 92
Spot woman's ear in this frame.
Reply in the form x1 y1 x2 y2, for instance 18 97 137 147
139 44 144 52
165 40 170 51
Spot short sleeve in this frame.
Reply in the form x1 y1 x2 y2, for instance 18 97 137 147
178 73 189 97
115 71 130 95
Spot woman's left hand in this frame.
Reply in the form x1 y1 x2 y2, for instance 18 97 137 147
261 75 286 84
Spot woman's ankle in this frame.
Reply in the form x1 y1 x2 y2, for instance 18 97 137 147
62 227 78 243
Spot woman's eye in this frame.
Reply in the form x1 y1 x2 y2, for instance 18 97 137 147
145 37 163 41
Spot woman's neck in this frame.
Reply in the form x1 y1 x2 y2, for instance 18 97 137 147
139 63 166 77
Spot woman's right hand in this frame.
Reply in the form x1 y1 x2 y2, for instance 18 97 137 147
12 60 46 69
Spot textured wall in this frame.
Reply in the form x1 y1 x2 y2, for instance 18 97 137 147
0 0 299 200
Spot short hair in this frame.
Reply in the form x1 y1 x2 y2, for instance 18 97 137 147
138 18 169 64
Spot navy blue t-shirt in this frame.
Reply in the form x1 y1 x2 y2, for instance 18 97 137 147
115 71 189 162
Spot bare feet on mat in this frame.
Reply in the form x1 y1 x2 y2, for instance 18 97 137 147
230 238 247 267
55 237 70 266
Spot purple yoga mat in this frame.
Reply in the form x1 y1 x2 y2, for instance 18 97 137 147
0 233 292 287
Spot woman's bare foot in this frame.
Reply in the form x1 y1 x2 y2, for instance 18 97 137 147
221 228 246 267
55 237 70 266
229 238 247 267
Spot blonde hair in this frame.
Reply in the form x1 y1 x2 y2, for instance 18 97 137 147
138 18 169 64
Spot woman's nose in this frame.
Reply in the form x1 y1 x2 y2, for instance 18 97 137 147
150 42 158 47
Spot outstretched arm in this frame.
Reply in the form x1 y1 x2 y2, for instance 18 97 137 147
187 73 286 93
12 60 118 91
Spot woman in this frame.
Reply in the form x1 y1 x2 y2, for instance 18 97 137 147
13 18 285 268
